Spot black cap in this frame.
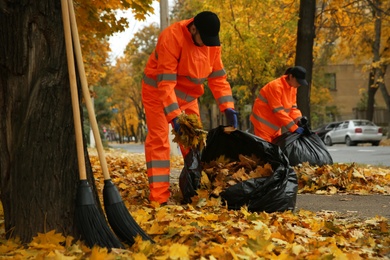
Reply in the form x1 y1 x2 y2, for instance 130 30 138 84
194 11 220 46
290 66 308 86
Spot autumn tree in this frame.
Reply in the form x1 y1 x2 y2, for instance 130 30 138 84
0 0 153 243
194 0 299 128
296 0 316 122
316 0 390 134
108 23 159 143
83 82 115 145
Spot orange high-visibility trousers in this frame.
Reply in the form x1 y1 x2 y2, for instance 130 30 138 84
142 84 199 203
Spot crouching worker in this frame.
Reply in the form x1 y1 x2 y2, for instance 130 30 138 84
250 66 308 142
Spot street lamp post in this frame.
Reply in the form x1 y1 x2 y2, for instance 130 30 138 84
160 0 179 155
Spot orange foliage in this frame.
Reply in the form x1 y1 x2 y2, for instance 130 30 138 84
72 0 155 87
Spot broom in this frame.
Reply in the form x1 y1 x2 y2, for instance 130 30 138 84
67 0 154 245
61 0 123 249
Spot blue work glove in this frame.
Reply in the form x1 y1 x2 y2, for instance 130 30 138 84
295 127 304 134
171 117 181 134
225 108 238 128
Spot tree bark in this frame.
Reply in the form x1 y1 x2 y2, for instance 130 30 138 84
0 0 98 243
378 66 390 138
296 0 316 124
366 71 377 121
367 0 381 121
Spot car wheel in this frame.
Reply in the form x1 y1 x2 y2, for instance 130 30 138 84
372 141 380 146
325 136 333 146
345 136 355 146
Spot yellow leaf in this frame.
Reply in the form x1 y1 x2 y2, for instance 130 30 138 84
291 243 305 256
131 253 148 260
54 250 76 260
90 246 110 260
148 222 165 235
168 243 189 260
30 230 65 250
203 213 219 221
118 183 128 189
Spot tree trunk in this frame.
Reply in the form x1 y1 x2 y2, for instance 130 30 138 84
378 66 390 138
367 0 381 121
0 1 98 243
296 0 316 124
366 70 377 121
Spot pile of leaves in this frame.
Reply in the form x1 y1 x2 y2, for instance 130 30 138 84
171 113 207 150
0 149 389 259
201 154 274 196
295 162 390 195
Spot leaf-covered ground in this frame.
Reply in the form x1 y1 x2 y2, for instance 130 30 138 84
0 148 389 259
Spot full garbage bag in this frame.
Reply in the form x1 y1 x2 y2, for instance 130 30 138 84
272 123 333 167
179 148 202 204
198 126 298 213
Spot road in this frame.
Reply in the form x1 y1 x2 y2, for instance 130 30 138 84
108 142 390 219
327 144 390 167
109 142 390 167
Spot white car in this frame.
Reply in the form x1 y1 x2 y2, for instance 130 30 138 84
324 119 383 146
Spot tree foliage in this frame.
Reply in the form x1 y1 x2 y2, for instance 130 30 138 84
315 0 390 128
108 23 160 142
74 0 154 87
208 0 299 105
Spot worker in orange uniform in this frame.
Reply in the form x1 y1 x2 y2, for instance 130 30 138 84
141 11 238 204
250 66 308 142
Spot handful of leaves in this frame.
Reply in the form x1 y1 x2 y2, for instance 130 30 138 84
172 113 207 150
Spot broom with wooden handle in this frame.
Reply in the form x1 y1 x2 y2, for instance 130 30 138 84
67 0 154 245
61 0 123 249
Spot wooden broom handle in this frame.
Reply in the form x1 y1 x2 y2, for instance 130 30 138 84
61 0 87 180
67 0 111 180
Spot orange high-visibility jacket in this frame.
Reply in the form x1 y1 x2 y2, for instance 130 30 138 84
141 17 234 203
250 75 302 141
142 18 234 122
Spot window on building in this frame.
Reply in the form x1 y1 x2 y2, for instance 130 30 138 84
325 73 336 91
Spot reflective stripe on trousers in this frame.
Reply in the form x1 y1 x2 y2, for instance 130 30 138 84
142 82 200 203
142 83 171 203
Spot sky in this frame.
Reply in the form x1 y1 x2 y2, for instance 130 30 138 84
108 1 171 64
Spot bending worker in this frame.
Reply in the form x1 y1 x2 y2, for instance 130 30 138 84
250 66 308 142
141 11 238 204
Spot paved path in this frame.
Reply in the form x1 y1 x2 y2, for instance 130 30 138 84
170 169 390 220
296 194 390 219
108 142 390 220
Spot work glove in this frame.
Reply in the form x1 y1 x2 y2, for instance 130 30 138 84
297 116 308 127
171 117 181 134
294 127 304 134
225 108 238 128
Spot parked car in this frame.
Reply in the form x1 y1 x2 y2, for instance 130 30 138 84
313 121 342 141
324 119 383 146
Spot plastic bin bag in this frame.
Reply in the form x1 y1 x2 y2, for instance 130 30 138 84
272 125 333 167
179 148 202 204
199 126 298 213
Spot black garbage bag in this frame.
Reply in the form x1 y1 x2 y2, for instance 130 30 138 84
179 148 202 204
272 123 333 167
200 126 298 213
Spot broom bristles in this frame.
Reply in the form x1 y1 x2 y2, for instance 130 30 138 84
103 180 154 245
75 180 124 249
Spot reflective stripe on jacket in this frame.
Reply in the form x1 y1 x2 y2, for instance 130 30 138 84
251 75 301 135
142 18 234 122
